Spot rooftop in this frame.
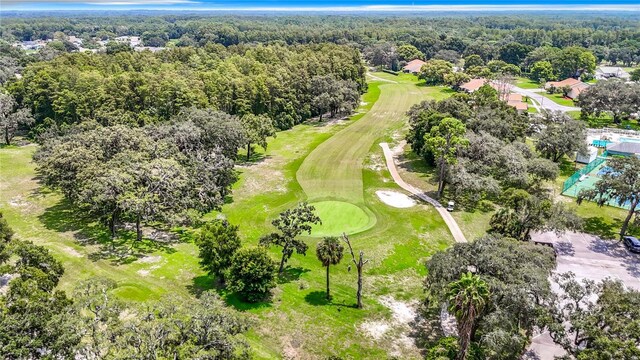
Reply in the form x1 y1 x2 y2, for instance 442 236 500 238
402 59 426 73
607 142 640 155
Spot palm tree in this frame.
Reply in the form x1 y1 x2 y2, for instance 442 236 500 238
316 236 344 300
448 272 490 360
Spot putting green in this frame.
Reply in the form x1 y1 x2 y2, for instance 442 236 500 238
309 201 376 237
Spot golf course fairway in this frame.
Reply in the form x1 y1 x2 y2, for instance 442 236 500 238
297 73 440 234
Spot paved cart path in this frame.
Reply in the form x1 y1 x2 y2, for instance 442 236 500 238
379 142 467 243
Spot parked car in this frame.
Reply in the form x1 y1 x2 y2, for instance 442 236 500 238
446 201 455 212
623 236 640 253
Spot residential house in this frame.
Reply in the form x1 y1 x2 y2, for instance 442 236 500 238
459 78 527 112
506 93 528 112
595 66 630 80
459 78 489 93
402 59 426 74
544 78 589 99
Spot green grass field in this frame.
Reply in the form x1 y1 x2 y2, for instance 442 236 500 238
540 92 576 107
0 73 457 359
515 77 542 89
567 111 640 130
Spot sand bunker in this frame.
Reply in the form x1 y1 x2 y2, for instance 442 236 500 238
376 191 416 208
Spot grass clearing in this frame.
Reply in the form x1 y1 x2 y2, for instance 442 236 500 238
540 92 576 107
567 111 640 130
515 77 542 89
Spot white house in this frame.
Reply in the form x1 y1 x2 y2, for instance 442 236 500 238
595 66 630 80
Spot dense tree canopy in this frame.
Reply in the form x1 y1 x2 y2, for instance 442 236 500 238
34 108 243 242
535 111 588 162
8 43 365 130
425 235 557 359
577 79 640 124
406 94 559 208
548 272 640 359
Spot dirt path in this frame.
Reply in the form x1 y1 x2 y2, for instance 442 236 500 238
379 142 467 243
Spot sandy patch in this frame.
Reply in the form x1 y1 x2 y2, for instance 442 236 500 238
137 265 160 277
361 320 391 340
61 245 83 258
379 296 417 324
8 196 28 208
137 269 150 277
366 153 384 171
376 190 416 208
138 255 162 264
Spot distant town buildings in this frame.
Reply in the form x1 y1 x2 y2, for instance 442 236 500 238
12 34 164 54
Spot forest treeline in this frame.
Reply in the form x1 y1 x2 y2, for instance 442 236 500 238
2 14 640 65
6 43 365 130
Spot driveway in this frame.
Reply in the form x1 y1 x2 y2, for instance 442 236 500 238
524 231 640 359
511 86 581 113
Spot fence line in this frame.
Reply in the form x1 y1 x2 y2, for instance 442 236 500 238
587 127 640 137
561 152 608 193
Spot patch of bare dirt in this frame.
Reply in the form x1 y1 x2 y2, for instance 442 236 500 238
60 245 83 258
361 320 391 340
138 255 162 264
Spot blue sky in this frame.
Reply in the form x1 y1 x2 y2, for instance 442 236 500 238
3 0 640 11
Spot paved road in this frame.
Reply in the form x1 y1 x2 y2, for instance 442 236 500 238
379 142 467 244
511 85 580 113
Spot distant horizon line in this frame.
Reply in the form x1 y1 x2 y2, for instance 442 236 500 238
3 4 640 13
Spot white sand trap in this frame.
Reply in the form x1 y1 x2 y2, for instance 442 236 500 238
376 190 416 208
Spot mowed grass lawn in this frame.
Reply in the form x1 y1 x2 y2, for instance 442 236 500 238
0 73 457 359
515 77 542 89
540 92 576 107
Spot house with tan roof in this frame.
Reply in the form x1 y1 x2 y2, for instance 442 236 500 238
544 78 590 99
459 78 528 112
459 78 489 93
402 59 426 74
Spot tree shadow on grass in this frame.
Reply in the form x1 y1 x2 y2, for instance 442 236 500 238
38 198 177 265
558 157 577 177
304 290 357 309
583 216 620 240
236 153 270 167
277 266 310 284
224 292 273 311
189 274 273 310
187 274 219 297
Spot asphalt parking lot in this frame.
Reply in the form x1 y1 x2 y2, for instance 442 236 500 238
534 231 640 290
524 231 640 359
